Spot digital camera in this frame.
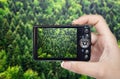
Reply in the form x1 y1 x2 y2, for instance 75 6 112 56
33 25 91 61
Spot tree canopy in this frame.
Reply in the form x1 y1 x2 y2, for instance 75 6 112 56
0 0 120 79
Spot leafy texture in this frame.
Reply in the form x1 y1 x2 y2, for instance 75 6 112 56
0 0 120 79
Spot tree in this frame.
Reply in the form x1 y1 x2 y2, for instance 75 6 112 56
0 50 7 72
0 0 120 79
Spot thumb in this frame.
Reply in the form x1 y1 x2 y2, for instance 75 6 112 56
61 61 103 78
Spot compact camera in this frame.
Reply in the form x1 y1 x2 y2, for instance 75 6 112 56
33 25 91 61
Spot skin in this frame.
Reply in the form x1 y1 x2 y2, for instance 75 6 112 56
61 15 120 79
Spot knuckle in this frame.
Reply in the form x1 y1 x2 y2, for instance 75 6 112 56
96 15 104 19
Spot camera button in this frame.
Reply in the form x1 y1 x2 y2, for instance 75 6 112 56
85 55 89 59
80 38 90 48
85 49 89 54
81 49 84 52
84 29 89 33
85 34 89 38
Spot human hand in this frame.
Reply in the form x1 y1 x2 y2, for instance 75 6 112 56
61 15 120 79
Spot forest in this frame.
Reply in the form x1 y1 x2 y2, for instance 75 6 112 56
37 27 77 58
0 0 120 79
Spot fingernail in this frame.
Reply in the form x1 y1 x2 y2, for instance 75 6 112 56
72 20 76 23
61 61 64 68
61 61 71 69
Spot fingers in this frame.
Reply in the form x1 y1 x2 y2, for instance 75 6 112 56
91 32 97 45
61 61 103 78
72 15 112 35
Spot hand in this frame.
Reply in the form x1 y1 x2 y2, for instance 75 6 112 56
61 15 120 79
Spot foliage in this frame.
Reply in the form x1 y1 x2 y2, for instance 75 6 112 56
80 75 94 79
0 0 9 17
0 50 7 72
38 28 77 58
0 66 40 79
118 40 120 47
0 66 23 79
23 69 40 79
0 0 120 79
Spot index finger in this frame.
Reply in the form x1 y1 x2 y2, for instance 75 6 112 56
72 15 112 35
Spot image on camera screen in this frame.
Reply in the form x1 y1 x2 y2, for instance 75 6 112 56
37 28 77 58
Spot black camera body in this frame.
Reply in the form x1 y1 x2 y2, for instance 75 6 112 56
33 25 91 61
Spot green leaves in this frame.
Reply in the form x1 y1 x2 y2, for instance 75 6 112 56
0 0 120 79
33 0 40 6
0 50 7 72
0 66 23 79
0 66 41 79
23 69 40 79
0 0 9 16
38 28 77 58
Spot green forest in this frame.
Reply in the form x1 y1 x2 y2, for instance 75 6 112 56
37 28 77 58
0 0 120 79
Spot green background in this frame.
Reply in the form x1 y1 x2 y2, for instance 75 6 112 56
37 28 77 58
0 0 120 79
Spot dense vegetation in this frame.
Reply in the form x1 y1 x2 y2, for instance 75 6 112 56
37 28 77 58
0 0 120 79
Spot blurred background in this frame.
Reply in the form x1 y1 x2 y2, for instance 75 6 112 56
0 0 120 79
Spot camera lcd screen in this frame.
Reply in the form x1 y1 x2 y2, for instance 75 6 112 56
33 25 91 61
37 28 77 58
